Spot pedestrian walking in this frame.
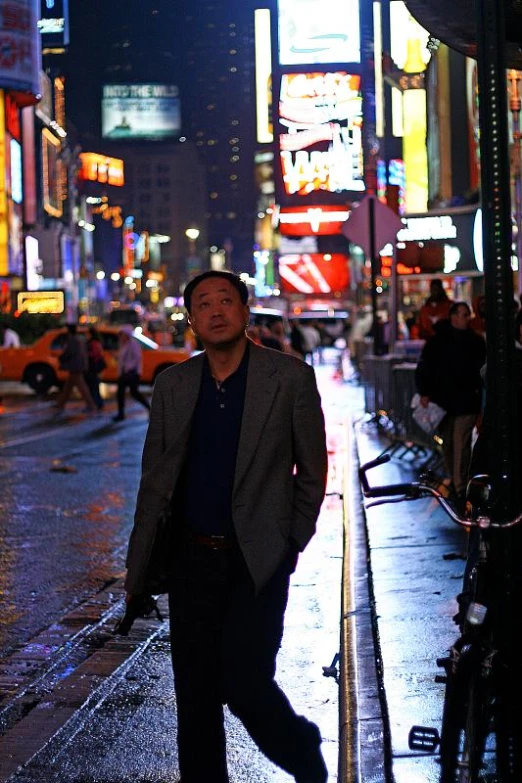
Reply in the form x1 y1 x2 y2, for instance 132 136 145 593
417 278 452 339
0 322 21 347
415 301 486 509
113 325 150 422
289 319 306 358
123 270 329 783
85 326 105 410
54 324 97 412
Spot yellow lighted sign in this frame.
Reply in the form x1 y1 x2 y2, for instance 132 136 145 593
17 290 65 314
42 128 63 218
80 153 125 187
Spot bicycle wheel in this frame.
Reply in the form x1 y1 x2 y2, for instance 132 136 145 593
439 648 492 783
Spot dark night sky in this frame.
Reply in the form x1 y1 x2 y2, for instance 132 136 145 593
61 0 261 146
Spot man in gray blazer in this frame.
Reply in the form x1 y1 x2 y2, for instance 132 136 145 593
125 270 328 783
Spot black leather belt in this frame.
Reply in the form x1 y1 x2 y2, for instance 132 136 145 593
188 532 237 550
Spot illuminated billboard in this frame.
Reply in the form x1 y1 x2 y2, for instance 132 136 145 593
102 84 181 140
278 0 360 65
79 153 124 187
278 71 364 197
17 290 65 314
38 0 69 49
279 253 350 294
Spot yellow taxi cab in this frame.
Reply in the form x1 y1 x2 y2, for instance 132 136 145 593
0 326 188 394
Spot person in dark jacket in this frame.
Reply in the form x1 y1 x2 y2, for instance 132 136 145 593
54 324 96 413
84 326 105 410
415 301 486 504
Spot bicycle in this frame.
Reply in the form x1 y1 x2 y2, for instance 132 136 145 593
359 453 522 783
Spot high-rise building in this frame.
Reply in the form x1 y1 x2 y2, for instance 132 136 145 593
179 1 257 271
63 0 258 277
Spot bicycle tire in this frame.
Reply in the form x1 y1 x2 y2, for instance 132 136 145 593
439 648 492 783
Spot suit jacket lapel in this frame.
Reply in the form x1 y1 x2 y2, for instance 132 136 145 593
234 344 279 493
164 353 204 451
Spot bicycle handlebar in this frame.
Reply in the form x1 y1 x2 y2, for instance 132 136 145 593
359 455 522 529
358 454 422 499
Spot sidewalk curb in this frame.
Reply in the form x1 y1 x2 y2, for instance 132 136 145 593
339 418 393 783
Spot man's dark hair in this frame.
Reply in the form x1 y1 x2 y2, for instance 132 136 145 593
66 323 77 335
183 270 249 314
449 301 471 318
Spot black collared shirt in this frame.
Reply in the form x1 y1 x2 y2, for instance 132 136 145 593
176 343 250 536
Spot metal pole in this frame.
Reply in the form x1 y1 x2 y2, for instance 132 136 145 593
508 69 522 299
369 196 381 355
476 0 519 516
389 245 398 349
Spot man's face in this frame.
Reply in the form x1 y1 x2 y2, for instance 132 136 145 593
188 278 249 348
451 306 471 330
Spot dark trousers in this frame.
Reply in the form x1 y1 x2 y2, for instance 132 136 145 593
168 539 325 783
84 370 103 409
116 371 150 416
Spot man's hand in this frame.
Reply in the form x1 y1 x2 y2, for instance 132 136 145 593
114 593 164 636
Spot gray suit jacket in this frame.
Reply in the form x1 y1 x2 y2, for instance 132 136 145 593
124 340 328 594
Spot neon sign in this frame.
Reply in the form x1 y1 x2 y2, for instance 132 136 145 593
278 72 364 196
279 253 350 294
277 205 351 235
79 153 124 187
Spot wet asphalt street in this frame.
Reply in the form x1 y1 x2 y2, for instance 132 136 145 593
0 358 361 783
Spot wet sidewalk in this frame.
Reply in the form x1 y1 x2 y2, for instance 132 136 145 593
350 419 470 783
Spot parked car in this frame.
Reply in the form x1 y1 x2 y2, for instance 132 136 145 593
0 326 188 394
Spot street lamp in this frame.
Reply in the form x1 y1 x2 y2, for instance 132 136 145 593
185 228 202 281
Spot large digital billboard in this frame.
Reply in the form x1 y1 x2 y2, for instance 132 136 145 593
279 253 350 294
38 0 69 49
102 84 181 140
278 0 360 65
278 71 364 198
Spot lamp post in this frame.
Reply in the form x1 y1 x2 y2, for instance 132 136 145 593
185 227 201 281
